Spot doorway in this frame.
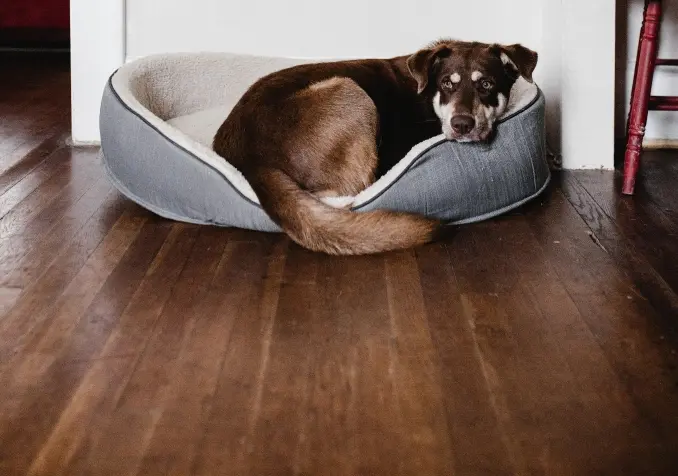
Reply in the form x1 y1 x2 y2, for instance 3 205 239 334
0 0 70 50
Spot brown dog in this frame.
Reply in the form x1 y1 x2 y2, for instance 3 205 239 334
212 39 538 255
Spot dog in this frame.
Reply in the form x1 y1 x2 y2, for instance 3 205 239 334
212 39 538 255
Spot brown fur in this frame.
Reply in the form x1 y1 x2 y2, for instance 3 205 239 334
212 40 537 255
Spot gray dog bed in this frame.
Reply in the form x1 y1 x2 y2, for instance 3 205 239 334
99 52 549 232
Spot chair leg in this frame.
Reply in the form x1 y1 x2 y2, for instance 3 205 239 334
623 0 662 195
626 4 645 139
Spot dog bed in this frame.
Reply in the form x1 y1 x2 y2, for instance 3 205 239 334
99 52 549 232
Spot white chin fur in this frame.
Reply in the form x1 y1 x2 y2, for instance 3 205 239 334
433 92 455 138
497 92 508 115
433 91 442 119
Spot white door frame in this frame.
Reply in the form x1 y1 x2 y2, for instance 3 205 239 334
70 0 126 145
70 0 616 169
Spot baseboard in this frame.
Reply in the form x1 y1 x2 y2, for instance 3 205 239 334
68 137 100 147
643 139 678 150
615 136 678 154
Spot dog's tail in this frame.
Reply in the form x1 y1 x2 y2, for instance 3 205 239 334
250 168 442 255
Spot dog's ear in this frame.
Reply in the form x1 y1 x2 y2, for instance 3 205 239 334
494 44 538 83
407 44 452 94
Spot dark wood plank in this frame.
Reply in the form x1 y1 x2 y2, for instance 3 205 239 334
24 224 199 475
493 215 677 473
0 145 71 219
289 251 405 476
134 238 277 476
525 186 678 472
444 223 580 474
383 251 454 475
0 149 107 290
308 253 399 476
289 252 389 476
560 170 678 323
416 241 517 476
0 57 70 175
0 175 114 289
191 238 289 476
237 243 322 476
0 148 101 234
0 217 172 475
0 129 69 197
62 228 231 476
0 183 122 316
23 356 135 476
0 115 69 179
631 149 678 225
0 200 135 361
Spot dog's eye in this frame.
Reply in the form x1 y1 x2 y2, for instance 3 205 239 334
441 78 454 89
480 80 493 90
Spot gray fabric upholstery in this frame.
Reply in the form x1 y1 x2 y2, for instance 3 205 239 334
99 53 550 231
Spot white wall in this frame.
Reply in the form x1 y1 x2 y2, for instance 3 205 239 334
71 0 617 169
126 1 541 60
619 0 678 144
559 0 616 169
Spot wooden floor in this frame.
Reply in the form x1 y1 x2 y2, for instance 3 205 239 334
1 52 678 476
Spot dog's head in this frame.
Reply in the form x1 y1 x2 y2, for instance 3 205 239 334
407 39 538 142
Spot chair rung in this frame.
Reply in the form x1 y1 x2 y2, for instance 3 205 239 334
649 96 678 111
655 58 678 66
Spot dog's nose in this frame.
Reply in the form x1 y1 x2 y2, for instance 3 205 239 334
451 115 475 135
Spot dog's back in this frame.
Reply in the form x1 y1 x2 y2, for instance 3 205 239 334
212 40 537 255
213 70 440 255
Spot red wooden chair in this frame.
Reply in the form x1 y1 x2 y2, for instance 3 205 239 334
623 0 678 195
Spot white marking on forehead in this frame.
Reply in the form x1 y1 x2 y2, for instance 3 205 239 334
471 71 482 81
450 73 461 83
500 52 517 69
